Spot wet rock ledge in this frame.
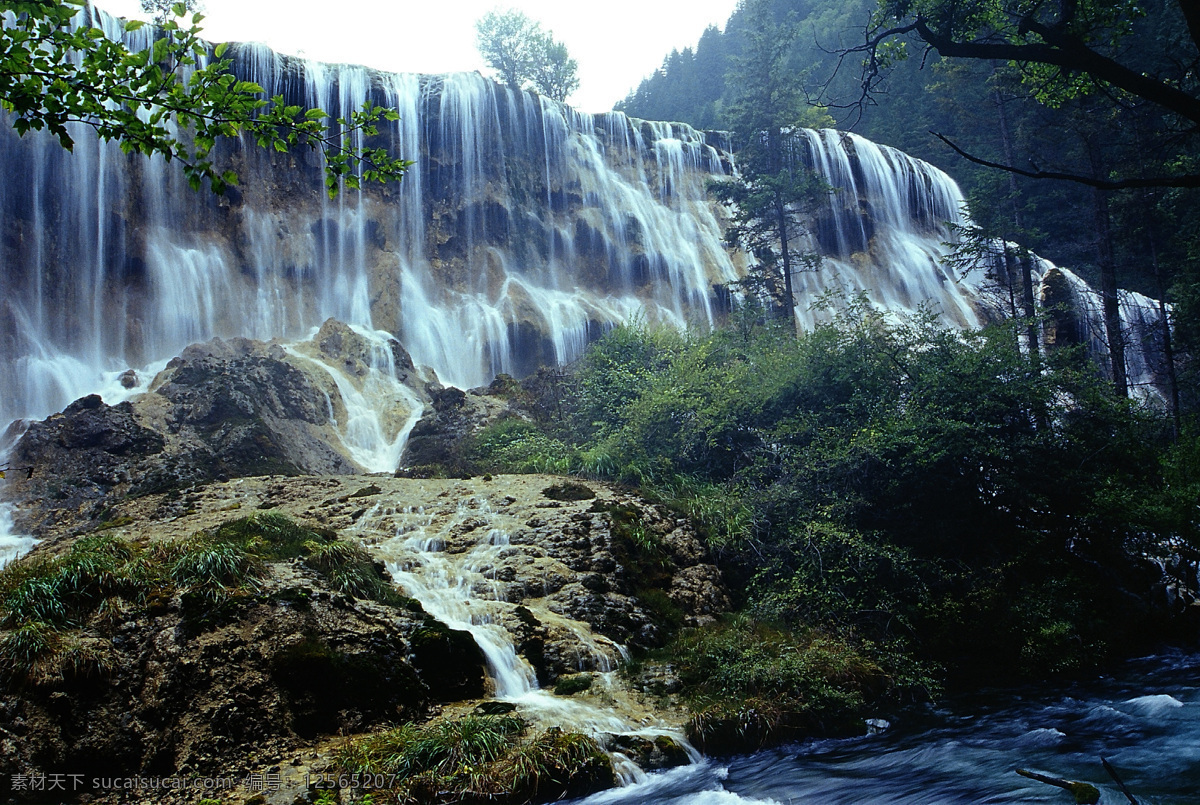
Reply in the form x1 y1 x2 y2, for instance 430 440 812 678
0 474 730 805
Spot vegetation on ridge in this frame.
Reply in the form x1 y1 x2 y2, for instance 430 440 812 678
0 512 407 685
469 301 1200 696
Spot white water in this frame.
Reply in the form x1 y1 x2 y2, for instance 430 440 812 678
283 324 424 473
559 651 1200 805
368 495 695 777
0 5 1170 432
0 440 36 567
0 503 36 569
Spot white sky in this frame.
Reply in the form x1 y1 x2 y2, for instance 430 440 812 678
97 0 741 112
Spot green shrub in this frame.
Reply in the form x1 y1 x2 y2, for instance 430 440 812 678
168 536 262 602
469 419 578 475
210 511 335 560
333 715 613 804
654 616 890 752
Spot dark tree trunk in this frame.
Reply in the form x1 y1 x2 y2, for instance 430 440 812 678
1090 181 1128 396
993 84 1041 365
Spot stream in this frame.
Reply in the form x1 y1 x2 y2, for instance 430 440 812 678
562 650 1200 805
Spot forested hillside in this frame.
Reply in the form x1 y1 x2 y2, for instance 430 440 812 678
618 0 1199 412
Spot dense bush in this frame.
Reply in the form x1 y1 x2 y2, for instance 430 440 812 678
658 617 895 752
503 304 1199 684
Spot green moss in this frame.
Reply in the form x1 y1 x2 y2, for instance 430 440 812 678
334 716 614 804
542 482 595 501
633 588 685 631
553 673 594 696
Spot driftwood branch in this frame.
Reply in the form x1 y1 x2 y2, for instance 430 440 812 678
1101 757 1140 805
1016 768 1100 804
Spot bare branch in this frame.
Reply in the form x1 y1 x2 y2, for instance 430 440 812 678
931 131 1200 188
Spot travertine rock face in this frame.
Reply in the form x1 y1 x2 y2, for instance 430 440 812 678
5 326 428 536
0 553 483 795
0 474 728 803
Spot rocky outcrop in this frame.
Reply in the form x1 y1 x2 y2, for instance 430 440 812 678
399 377 526 474
5 323 428 538
0 530 486 804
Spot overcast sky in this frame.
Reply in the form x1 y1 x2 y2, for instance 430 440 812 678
97 0 742 112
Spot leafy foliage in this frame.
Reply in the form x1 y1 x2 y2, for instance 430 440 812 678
502 302 1197 684
0 0 411 196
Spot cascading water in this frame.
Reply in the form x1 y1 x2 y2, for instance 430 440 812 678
284 323 424 474
0 503 35 570
0 4 743 426
360 494 697 781
0 4 1171 428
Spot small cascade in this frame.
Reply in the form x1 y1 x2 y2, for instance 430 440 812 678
364 495 696 778
283 323 425 474
0 503 36 569
0 442 35 567
1036 261 1170 399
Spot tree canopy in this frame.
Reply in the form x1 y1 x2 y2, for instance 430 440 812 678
474 8 579 103
139 0 199 25
0 0 411 196
859 0 1200 189
707 0 831 328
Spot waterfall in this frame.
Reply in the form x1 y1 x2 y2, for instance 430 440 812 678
1036 261 1169 399
790 129 982 330
0 4 1169 428
0 8 741 423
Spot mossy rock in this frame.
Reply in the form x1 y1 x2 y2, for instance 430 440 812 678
542 482 595 501
553 673 594 696
410 620 487 700
609 733 691 770
475 700 518 715
686 700 780 755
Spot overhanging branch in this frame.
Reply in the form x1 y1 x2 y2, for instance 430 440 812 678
913 16 1200 126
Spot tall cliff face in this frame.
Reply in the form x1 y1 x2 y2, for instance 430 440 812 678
0 6 1169 430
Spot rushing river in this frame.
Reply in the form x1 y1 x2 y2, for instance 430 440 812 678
565 650 1200 805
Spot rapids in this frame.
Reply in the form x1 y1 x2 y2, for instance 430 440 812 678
561 650 1200 805
360 492 697 779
